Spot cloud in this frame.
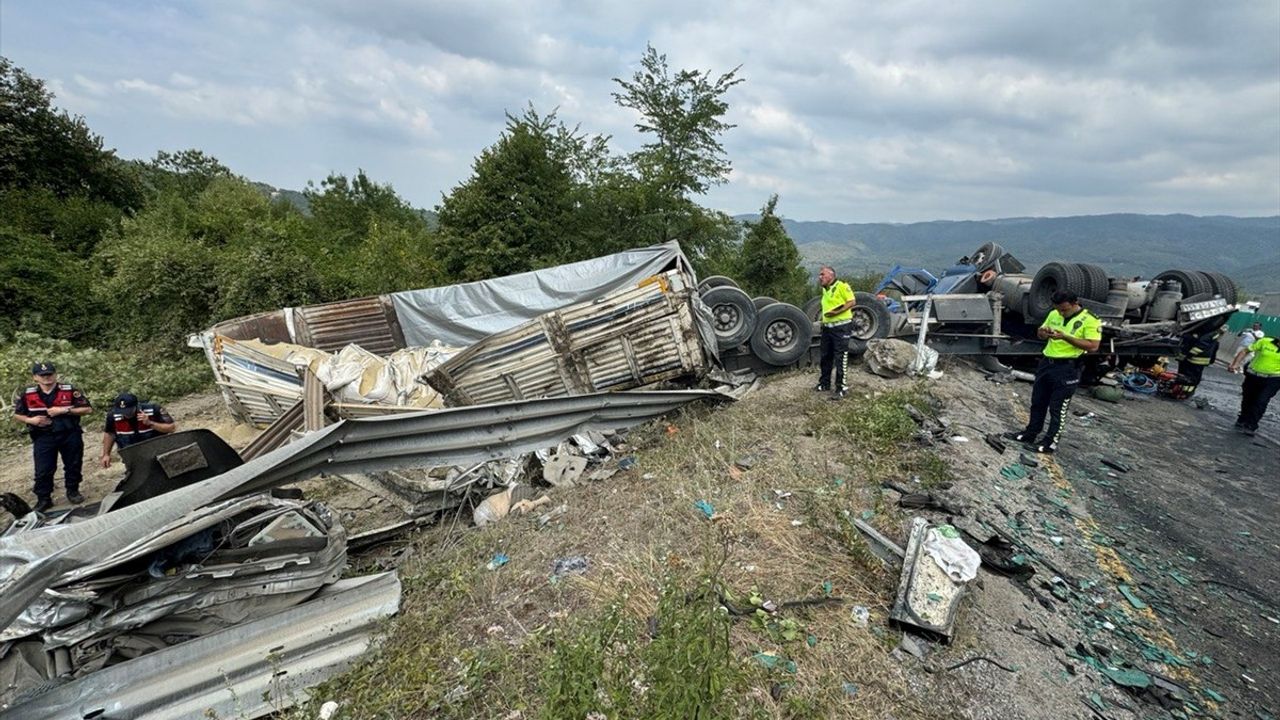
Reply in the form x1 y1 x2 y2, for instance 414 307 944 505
4 0 1276 221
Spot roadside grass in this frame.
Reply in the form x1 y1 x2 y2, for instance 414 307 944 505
284 370 955 719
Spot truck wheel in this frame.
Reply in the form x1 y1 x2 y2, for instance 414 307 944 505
803 297 822 321
1153 269 1211 298
698 275 738 292
1028 262 1089 319
1075 263 1110 302
847 336 868 357
753 296 778 310
849 291 892 340
749 303 812 366
702 286 757 350
1201 271 1238 305
970 242 1005 272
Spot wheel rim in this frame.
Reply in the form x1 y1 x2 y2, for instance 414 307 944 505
765 319 799 351
713 303 745 335
850 306 879 340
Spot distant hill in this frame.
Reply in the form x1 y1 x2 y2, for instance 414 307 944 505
735 213 1280 295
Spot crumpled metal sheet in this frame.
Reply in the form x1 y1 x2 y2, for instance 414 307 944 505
4 572 401 719
0 390 722 634
43 499 345 649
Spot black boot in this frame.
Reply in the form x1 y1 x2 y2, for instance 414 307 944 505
33 496 53 514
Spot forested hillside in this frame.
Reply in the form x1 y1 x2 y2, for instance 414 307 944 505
755 215 1280 294
0 50 810 406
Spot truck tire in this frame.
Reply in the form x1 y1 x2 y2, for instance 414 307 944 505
1075 263 1110 302
849 291 893 340
697 275 738 292
803 297 822 321
970 242 1005 272
749 303 812 366
1201 271 1238 305
702 286 757 350
1153 269 1211 298
752 296 778 310
1028 262 1089 319
847 336 868 357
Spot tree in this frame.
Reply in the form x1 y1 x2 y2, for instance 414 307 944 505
736 195 809 304
611 46 744 260
435 115 585 281
139 149 234 199
612 47 742 200
0 57 142 209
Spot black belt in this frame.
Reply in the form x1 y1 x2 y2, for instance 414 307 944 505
1043 356 1081 364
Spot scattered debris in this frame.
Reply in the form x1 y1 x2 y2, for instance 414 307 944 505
984 434 1007 454
551 555 588 580
694 500 717 520
487 553 510 571
1118 584 1148 610
542 452 588 487
851 516 906 565
899 633 928 659
851 606 870 626
1101 458 1131 474
890 518 974 640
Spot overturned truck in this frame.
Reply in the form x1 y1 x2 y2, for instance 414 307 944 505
695 243 1237 375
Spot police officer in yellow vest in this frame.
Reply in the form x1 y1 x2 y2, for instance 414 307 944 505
815 265 857 400
1006 290 1101 453
1235 334 1280 436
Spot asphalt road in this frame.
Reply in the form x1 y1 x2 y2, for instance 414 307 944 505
1057 363 1278 716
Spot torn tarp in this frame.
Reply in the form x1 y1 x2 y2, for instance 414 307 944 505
392 241 692 347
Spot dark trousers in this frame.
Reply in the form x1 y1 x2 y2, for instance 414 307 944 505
32 431 83 499
1176 360 1208 397
1237 371 1280 430
1022 358 1080 449
818 324 852 389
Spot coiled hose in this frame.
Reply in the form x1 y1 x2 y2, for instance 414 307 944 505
1121 372 1157 394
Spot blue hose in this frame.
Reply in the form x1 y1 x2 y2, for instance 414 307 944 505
1122 372 1157 394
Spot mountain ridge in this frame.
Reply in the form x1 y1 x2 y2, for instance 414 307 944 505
733 213 1280 294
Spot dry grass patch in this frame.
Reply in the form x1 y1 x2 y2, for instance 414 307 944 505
285 370 959 719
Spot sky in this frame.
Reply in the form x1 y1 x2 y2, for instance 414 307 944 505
3 0 1279 223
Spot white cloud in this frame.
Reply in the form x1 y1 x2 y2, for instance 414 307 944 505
4 0 1276 221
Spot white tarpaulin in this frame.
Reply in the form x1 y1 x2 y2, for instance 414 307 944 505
390 241 690 347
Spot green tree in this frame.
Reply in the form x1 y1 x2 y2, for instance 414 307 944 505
138 149 234 200
436 114 584 281
611 46 743 264
612 46 743 199
302 170 440 295
0 229 101 339
736 195 809 304
0 57 142 209
305 170 426 249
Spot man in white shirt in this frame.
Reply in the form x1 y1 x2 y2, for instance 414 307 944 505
1228 322 1266 373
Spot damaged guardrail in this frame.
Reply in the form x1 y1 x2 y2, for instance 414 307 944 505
0 390 722 714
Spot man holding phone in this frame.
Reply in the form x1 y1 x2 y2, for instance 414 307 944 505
1006 291 1101 454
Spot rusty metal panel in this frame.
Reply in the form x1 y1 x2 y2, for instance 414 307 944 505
424 269 707 406
294 296 404 355
210 309 293 343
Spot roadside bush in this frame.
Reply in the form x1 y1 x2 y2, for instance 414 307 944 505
0 229 104 341
92 219 218 353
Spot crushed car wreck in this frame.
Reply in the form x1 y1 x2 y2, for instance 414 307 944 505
0 390 723 716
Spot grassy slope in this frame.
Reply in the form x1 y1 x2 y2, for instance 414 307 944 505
279 373 960 720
